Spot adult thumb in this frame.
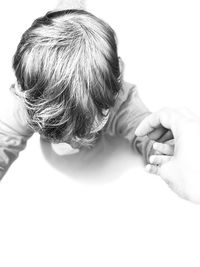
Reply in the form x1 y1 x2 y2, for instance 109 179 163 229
159 159 177 186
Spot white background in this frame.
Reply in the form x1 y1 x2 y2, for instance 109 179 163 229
0 0 200 266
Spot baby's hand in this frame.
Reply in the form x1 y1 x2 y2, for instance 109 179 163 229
147 141 174 175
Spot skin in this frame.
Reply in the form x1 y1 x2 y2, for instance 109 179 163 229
135 107 200 204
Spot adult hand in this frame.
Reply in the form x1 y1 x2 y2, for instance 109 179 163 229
135 107 200 204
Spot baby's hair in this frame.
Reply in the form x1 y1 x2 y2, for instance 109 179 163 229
13 9 121 148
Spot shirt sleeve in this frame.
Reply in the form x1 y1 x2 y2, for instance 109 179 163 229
0 85 34 179
106 82 154 163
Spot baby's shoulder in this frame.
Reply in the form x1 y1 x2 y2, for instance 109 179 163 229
0 83 33 137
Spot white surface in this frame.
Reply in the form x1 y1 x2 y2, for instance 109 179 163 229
0 1 200 266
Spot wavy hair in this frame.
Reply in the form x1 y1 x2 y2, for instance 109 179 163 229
13 9 121 148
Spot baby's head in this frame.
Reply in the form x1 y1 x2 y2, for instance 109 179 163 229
13 9 121 148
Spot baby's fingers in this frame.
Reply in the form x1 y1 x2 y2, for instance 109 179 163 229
146 164 161 175
153 142 174 156
149 155 172 165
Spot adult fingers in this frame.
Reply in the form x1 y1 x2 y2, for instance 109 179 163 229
153 142 174 155
157 129 174 143
148 127 173 142
147 126 167 140
135 108 182 138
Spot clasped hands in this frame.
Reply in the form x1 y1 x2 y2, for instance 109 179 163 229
135 108 200 204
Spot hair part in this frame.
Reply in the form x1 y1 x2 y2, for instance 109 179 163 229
13 9 121 148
